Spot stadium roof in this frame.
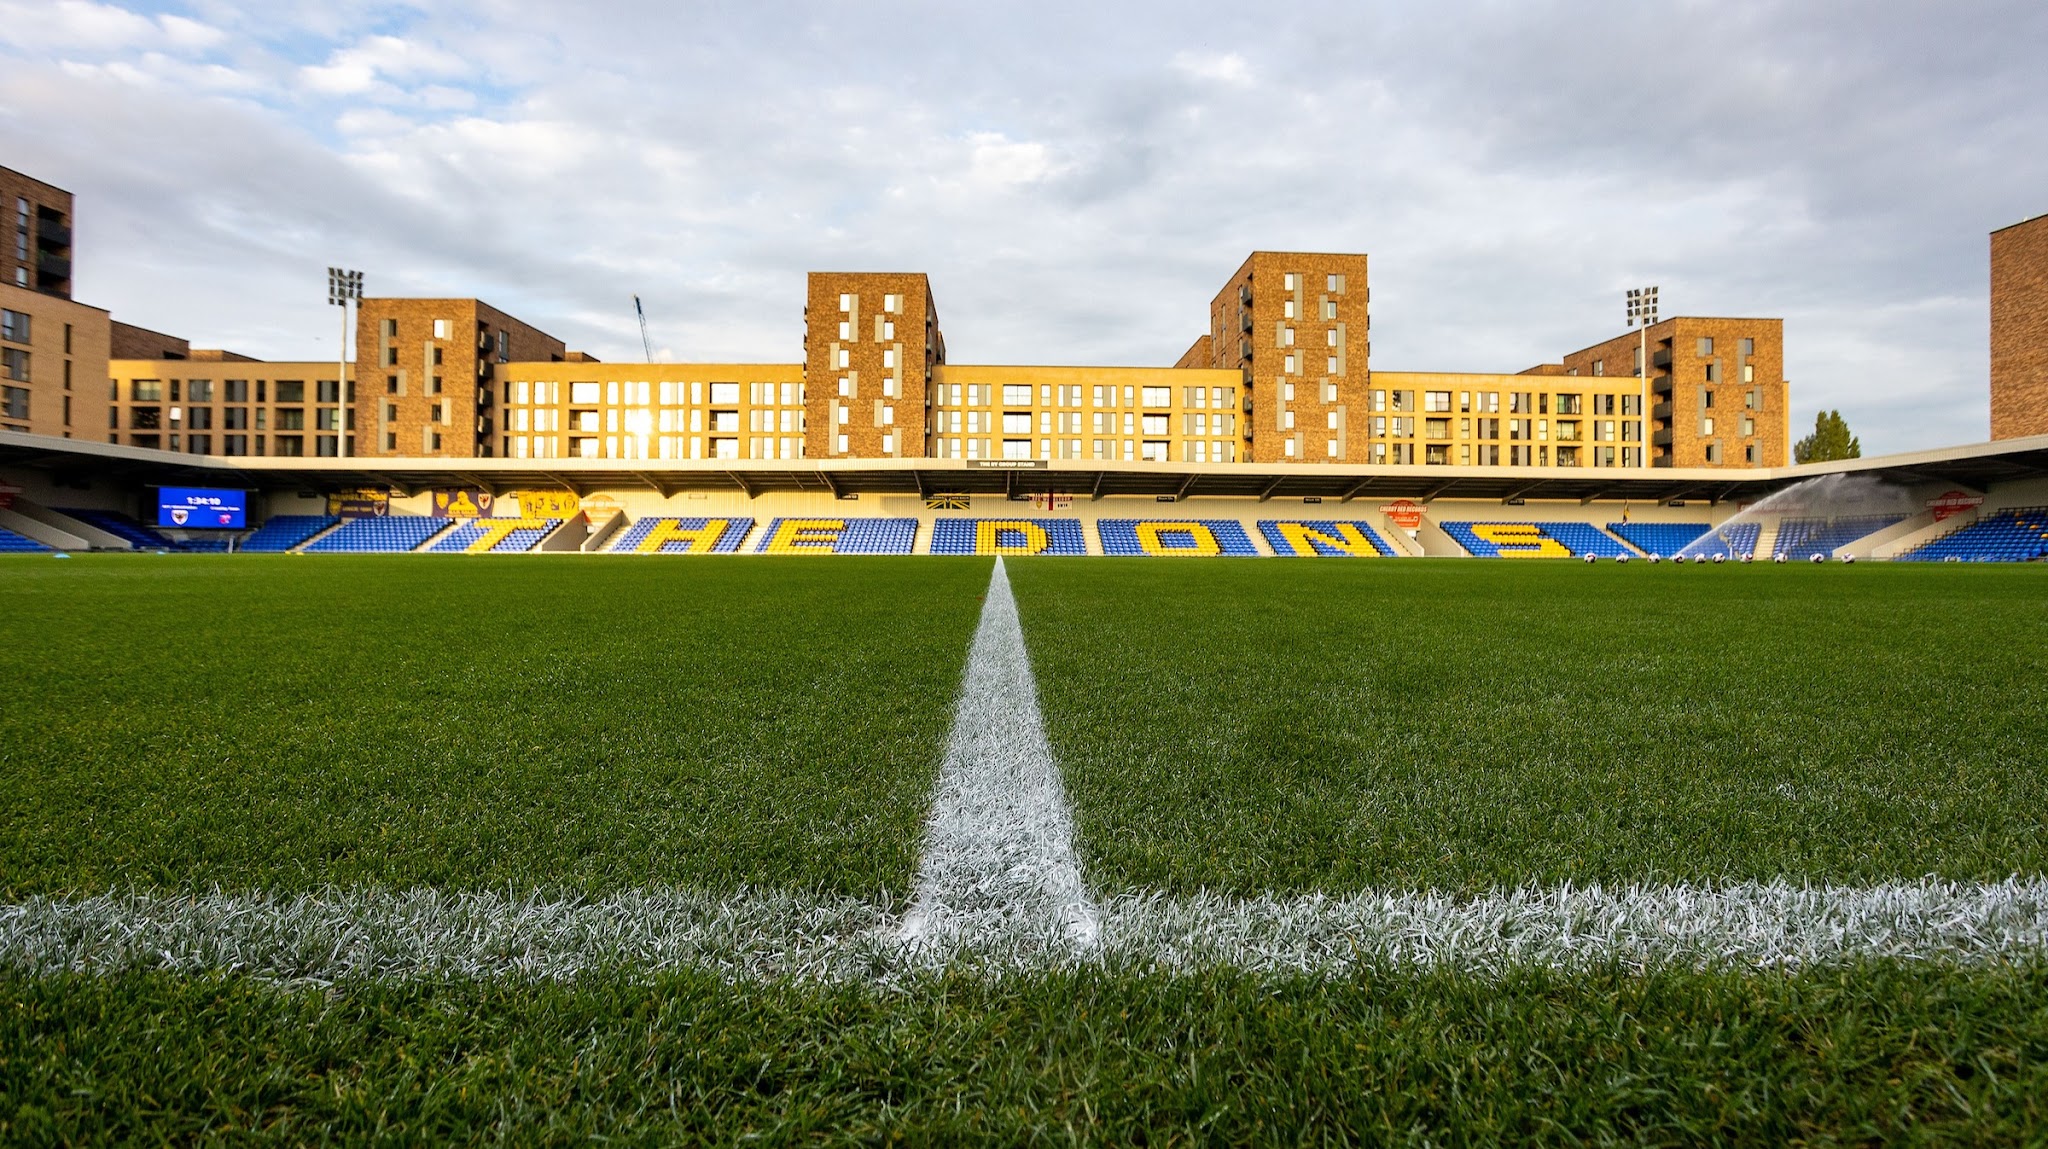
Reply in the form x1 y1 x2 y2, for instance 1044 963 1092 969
5 432 2047 505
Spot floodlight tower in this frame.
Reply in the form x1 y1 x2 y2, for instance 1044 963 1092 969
1626 286 1658 469
328 267 363 462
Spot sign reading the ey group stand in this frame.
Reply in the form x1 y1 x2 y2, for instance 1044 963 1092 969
157 487 247 529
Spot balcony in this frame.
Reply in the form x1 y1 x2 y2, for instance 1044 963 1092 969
1652 348 1672 368
1653 429 1673 447
1651 374 1673 395
36 253 69 280
35 222 70 249
1653 401 1672 421
1239 309 1253 333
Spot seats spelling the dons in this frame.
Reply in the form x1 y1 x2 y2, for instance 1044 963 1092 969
1900 507 2048 562
305 517 453 553
929 518 1089 556
1098 520 1261 557
1606 521 1707 558
0 525 53 552
609 517 754 554
428 518 564 554
756 517 919 555
1772 515 1907 559
55 508 181 550
1258 520 1393 557
1444 522 1629 558
239 515 339 552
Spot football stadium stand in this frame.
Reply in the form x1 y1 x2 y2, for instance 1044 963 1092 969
54 508 179 550
0 525 53 552
1606 522 1705 557
609 517 754 554
929 518 1089 556
1772 515 1908 559
755 517 919 555
304 517 453 553
1443 521 1631 558
1898 507 2048 562
1259 520 1395 557
1679 522 1762 559
1098 520 1261 556
427 518 563 554
239 515 339 552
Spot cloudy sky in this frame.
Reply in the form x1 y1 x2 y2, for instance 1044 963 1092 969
2 0 2042 454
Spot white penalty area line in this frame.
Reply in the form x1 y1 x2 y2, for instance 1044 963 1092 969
5 879 2048 983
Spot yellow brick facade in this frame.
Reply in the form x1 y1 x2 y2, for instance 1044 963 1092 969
495 362 807 460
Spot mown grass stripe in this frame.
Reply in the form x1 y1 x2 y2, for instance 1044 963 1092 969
8 879 2046 983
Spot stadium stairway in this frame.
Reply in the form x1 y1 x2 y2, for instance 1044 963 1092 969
1752 521 1779 561
53 507 182 550
0 524 53 552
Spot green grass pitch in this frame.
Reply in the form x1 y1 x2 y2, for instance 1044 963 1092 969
0 554 989 897
4 553 2047 1141
1008 559 2048 894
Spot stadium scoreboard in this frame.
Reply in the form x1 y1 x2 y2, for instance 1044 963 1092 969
156 487 248 529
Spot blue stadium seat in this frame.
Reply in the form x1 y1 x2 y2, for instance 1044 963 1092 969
609 517 755 554
1606 522 1707 558
1097 520 1261 556
0 526 53 553
1443 522 1630 558
54 508 181 550
240 515 339 553
928 519 1088 555
1258 520 1394 557
755 517 919 555
303 517 452 553
1772 515 1907 559
1898 507 2048 562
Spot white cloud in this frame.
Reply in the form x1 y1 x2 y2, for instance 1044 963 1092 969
1 0 2045 455
1172 50 1252 87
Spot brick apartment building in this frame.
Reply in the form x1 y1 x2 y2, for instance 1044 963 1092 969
6 161 1846 471
1991 213 2048 440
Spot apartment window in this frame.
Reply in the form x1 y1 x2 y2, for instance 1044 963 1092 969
1372 390 1385 412
884 293 901 313
1141 386 1171 408
1592 359 1604 376
1324 301 1338 320
1745 444 1758 463
0 348 25 382
839 293 853 312
384 347 399 366
1283 273 1297 291
1002 384 1032 406
1705 363 1719 383
1554 393 1581 415
1743 364 1755 383
1705 443 1721 464
1280 327 1295 347
1327 274 1342 292
1698 337 1714 355
1283 354 1297 374
1 385 27 421
1702 417 1715 436
837 321 851 340
276 380 305 403
1283 300 1297 319
433 319 452 339
0 309 26 343
1424 391 1451 412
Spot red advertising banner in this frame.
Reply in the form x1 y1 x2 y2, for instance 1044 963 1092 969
1927 490 1983 521
1380 499 1424 530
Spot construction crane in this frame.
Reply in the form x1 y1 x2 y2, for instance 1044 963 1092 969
633 294 653 363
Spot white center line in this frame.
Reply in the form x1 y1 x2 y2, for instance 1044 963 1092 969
898 556 1100 956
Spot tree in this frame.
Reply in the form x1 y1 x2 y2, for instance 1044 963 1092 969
1794 409 1861 463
